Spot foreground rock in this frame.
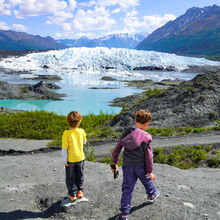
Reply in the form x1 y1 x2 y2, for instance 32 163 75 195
0 146 219 220
0 80 65 100
110 71 220 128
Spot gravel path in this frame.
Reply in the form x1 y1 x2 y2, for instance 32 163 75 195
0 138 50 151
90 131 220 157
0 149 219 220
0 134 220 219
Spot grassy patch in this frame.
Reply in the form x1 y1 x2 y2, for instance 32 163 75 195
147 123 220 136
0 110 118 146
153 145 220 169
143 88 162 97
99 145 220 169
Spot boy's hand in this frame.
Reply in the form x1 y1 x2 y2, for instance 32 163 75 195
147 173 156 181
111 164 118 173
65 163 69 167
110 164 119 179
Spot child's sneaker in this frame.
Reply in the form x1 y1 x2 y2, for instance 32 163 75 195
69 195 77 202
77 190 83 199
147 191 160 203
115 214 129 220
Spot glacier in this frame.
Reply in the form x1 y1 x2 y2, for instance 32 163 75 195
0 47 219 73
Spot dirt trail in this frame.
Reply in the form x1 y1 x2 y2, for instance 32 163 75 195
91 131 220 157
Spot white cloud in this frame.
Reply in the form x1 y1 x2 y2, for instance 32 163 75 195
122 9 143 32
97 0 139 9
78 0 96 8
71 6 116 31
0 0 14 15
11 23 28 32
123 12 176 33
60 22 72 32
0 21 28 32
46 11 74 25
112 7 121 14
143 14 176 32
0 0 176 39
0 21 10 30
69 0 77 10
13 0 70 18
55 32 62 38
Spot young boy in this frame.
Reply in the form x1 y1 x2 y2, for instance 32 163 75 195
112 109 159 220
62 111 86 203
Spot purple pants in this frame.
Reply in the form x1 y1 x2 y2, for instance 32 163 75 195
120 164 156 215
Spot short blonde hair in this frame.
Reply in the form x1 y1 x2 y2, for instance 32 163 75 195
67 111 82 128
135 109 152 124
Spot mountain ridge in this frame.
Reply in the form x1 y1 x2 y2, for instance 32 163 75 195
136 4 220 56
0 30 66 51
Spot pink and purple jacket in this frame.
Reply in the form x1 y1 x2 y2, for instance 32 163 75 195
112 127 153 174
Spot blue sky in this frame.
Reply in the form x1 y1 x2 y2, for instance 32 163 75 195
0 0 219 39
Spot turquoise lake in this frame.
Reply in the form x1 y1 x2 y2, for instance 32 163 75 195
0 70 197 115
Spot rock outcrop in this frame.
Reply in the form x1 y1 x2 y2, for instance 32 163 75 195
0 80 65 100
110 71 220 129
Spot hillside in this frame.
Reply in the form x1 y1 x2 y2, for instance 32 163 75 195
58 33 147 49
0 30 66 51
136 5 220 56
110 71 220 129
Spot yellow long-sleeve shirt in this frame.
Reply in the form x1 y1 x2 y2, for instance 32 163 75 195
62 128 86 162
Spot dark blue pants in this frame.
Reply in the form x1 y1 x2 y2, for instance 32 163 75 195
120 164 156 215
65 160 84 197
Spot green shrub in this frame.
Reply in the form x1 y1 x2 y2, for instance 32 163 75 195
85 147 97 162
152 145 215 169
0 110 116 145
144 88 162 97
22 88 28 93
207 158 220 167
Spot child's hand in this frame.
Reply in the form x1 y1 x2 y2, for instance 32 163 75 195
65 163 69 167
147 173 156 181
111 164 118 173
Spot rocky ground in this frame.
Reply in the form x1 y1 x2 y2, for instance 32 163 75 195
0 80 65 100
110 71 220 129
0 138 220 220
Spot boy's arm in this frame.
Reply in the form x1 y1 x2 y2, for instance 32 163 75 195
145 140 153 174
62 148 68 165
112 128 133 166
83 130 87 144
112 141 123 165
62 131 68 166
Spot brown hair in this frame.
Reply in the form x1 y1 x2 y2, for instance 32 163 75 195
67 111 82 128
135 109 152 124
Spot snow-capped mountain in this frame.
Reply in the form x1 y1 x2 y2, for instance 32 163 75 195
57 33 148 49
0 47 219 73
